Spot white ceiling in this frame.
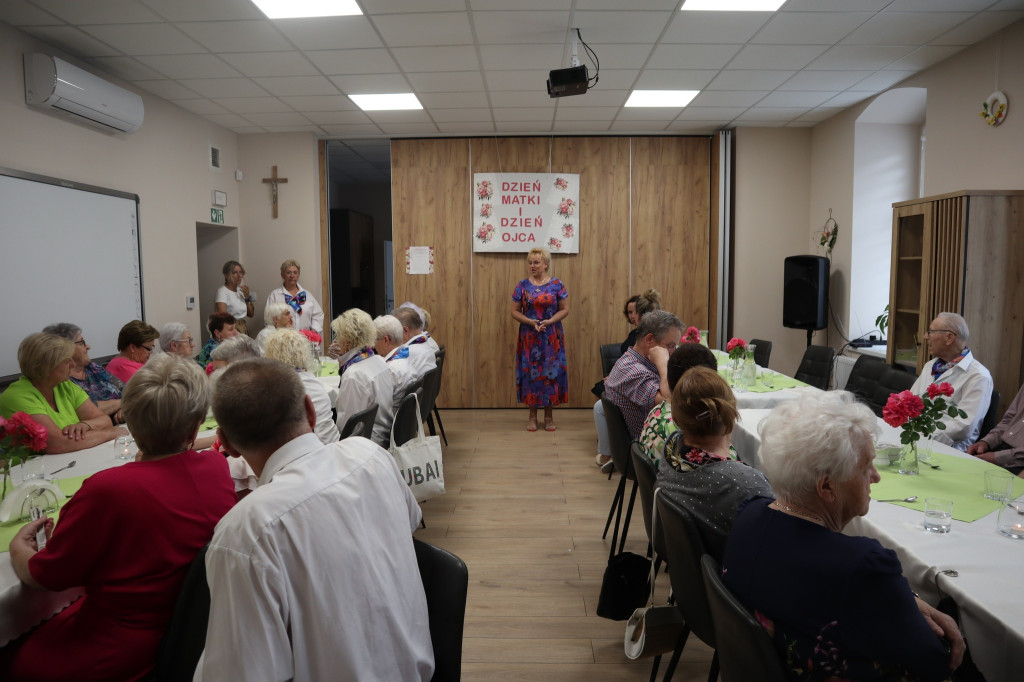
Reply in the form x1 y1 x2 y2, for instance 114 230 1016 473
4 0 1023 181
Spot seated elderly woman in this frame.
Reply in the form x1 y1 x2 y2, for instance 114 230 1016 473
373 314 420 416
656 366 771 557
331 308 395 447
105 320 160 383
159 322 196 358
208 334 260 373
43 322 125 424
638 342 717 462
196 312 239 367
4 355 236 681
255 301 294 353
264 329 339 445
721 391 964 682
0 333 121 453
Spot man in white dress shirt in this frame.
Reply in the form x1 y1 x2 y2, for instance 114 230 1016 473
393 306 437 379
375 314 421 413
196 358 433 682
910 312 992 451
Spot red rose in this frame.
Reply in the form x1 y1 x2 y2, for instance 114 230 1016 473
926 382 955 399
5 411 48 451
299 330 322 344
882 390 924 428
726 337 746 353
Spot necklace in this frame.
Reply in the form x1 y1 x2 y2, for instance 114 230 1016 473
770 499 826 526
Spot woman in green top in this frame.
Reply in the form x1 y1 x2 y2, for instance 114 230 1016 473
0 333 121 453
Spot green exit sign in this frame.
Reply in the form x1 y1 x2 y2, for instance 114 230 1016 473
211 208 224 224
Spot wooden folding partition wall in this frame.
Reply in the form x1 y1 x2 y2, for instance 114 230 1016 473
392 136 715 408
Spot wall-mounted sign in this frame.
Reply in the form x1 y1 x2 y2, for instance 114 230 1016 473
472 172 579 253
210 208 224 224
212 190 227 206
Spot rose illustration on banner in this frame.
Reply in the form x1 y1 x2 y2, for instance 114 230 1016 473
479 203 492 218
476 223 495 243
561 223 574 238
476 180 493 200
547 237 563 251
554 177 569 190
557 198 575 218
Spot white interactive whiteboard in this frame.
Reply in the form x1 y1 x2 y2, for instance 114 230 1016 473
0 167 143 380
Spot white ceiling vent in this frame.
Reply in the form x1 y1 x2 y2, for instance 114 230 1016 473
209 145 221 171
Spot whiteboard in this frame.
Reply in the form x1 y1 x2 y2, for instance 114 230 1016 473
0 167 143 380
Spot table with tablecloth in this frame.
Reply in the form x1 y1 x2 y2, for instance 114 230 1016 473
711 349 820 409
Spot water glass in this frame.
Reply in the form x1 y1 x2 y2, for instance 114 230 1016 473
984 470 1014 501
719 366 732 386
19 455 45 482
923 498 953 534
761 370 775 389
114 435 136 460
997 501 1024 539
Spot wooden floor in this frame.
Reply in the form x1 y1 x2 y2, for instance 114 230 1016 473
415 408 714 681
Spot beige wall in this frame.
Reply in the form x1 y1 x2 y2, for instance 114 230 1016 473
733 127 814 376
0 21 240 337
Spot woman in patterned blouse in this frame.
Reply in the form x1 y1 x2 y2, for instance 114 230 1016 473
43 322 124 424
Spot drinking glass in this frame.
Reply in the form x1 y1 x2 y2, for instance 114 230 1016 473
761 370 775 389
984 470 1014 501
923 498 953 534
997 501 1024 539
114 435 136 460
19 455 45 483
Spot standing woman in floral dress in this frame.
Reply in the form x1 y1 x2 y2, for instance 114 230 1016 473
511 247 569 431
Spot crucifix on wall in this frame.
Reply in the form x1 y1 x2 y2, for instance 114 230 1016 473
262 165 288 218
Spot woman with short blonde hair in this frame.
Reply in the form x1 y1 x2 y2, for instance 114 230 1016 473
330 309 394 446
265 259 323 337
265 329 339 444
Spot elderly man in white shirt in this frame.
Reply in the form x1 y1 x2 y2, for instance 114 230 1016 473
330 308 395 446
393 306 437 380
910 312 992 451
374 314 420 414
196 358 433 682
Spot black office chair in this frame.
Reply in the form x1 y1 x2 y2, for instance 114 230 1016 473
340 404 378 440
749 338 773 368
656 494 719 682
392 393 421 447
793 344 835 390
980 390 1001 440
413 538 468 682
600 343 623 377
428 347 448 446
149 544 211 682
600 398 638 557
868 366 918 417
701 555 787 682
844 355 886 405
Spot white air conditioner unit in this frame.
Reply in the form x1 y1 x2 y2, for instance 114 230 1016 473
24 53 144 134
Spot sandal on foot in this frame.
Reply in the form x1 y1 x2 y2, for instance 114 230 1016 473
527 419 538 432
545 418 556 432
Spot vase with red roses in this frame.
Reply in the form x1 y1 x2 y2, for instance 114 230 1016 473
0 412 49 502
882 383 967 475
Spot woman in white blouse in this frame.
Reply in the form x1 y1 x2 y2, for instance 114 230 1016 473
255 302 294 354
215 260 254 335
264 329 339 445
265 259 324 338
331 309 394 447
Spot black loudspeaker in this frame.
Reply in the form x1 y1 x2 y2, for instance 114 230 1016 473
783 255 829 330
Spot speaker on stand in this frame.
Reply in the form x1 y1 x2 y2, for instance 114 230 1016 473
783 255 829 348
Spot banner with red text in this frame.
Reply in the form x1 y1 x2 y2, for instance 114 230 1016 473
472 173 580 253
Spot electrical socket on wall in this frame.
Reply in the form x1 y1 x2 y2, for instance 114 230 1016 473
186 295 195 310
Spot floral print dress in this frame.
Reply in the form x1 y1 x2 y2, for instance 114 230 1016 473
513 278 569 407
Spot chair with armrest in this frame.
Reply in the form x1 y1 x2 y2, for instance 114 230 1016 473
413 538 468 682
339 404 378 440
392 393 421 448
701 555 787 682
656 494 720 682
149 544 211 682
844 355 886 405
600 397 638 556
749 338 773 368
980 390 1001 440
793 344 835 390
600 343 623 377
868 366 918 417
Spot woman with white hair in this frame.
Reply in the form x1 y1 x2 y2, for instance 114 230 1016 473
208 334 260 373
159 322 196 358
264 329 339 444
5 354 235 681
331 308 394 447
374 314 419 415
43 322 125 424
255 302 294 353
720 391 964 682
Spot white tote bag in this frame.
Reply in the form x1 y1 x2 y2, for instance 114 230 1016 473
389 393 445 502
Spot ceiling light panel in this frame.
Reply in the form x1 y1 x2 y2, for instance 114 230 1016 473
625 90 700 107
250 0 362 19
681 0 785 10
350 93 423 110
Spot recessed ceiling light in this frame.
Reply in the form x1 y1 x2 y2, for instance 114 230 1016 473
681 0 785 10
250 0 362 19
349 93 423 111
625 90 700 108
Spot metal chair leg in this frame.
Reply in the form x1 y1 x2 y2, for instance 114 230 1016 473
660 626 690 681
617 480 639 555
432 406 448 446
606 475 627 550
602 474 625 539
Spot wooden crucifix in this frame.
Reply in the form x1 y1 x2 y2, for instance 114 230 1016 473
262 166 288 218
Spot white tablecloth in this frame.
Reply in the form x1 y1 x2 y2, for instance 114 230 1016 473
734 408 1024 682
712 351 821 410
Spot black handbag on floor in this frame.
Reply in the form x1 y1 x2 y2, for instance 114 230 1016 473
596 551 650 621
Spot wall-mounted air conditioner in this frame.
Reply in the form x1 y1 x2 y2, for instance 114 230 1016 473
24 53 144 134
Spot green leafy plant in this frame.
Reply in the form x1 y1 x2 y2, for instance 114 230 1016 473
875 304 889 338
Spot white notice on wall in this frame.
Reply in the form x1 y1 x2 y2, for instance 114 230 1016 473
406 246 434 275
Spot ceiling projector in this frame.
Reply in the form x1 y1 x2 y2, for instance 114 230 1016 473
546 65 589 98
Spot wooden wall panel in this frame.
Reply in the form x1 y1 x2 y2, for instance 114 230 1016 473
551 137 632 408
631 137 712 332
391 139 472 408
470 138 552 408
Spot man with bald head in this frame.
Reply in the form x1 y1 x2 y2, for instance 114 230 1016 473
910 312 992 451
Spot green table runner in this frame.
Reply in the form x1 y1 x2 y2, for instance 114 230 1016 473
317 362 339 377
870 450 1016 522
0 475 88 549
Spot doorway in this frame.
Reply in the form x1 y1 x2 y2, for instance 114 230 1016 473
195 222 239 341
